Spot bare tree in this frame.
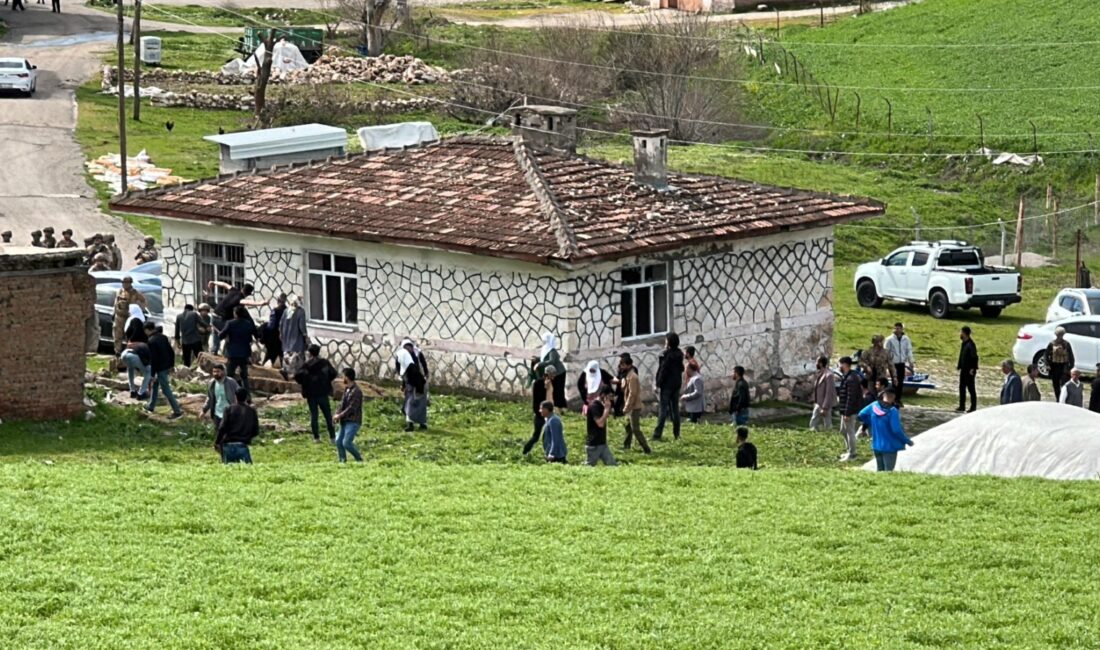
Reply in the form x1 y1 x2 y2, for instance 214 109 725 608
317 0 343 39
337 0 392 56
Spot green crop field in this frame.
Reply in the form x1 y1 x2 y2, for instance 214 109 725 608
759 0 1100 153
3 418 1100 648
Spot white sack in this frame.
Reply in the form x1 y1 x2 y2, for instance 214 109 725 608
862 402 1100 480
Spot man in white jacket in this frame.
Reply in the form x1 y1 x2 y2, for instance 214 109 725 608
884 322 915 407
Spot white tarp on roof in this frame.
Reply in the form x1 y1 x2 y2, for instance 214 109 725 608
220 40 309 78
862 402 1100 480
357 122 439 151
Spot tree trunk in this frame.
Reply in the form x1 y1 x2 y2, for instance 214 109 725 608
132 0 142 121
253 30 275 128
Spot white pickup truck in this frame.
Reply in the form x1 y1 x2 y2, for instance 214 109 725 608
854 241 1022 319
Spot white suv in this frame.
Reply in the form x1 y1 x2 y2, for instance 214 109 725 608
1046 288 1100 322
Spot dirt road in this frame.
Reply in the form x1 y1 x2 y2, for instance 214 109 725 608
0 5 144 255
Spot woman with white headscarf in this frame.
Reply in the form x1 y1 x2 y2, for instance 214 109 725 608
278 296 309 380
577 360 613 412
122 303 148 344
397 343 428 432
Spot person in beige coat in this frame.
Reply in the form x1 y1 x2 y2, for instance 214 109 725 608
810 356 838 431
615 353 651 454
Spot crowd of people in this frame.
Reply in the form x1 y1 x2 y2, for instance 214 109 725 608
2 228 159 269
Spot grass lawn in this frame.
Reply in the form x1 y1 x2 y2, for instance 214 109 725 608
761 0 1100 152
86 1 332 28
429 0 626 21
3 419 1100 647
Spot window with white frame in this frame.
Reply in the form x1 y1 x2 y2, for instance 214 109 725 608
620 263 670 339
195 242 245 305
307 252 358 325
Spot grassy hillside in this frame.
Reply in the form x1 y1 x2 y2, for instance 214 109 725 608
762 0 1100 153
3 460 1100 648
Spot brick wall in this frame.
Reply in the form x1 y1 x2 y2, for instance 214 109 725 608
0 249 95 421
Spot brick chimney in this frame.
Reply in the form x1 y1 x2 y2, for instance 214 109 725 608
511 105 577 154
632 129 669 190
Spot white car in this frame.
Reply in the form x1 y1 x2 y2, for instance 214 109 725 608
1012 315 1100 379
854 240 1022 319
1046 288 1100 322
0 58 37 97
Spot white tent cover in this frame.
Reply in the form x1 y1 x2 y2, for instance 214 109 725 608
357 122 439 151
861 402 1100 480
220 40 309 78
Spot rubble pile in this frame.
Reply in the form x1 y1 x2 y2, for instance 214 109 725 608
150 90 255 111
283 53 450 86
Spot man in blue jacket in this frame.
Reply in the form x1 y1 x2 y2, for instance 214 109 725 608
858 387 912 472
999 360 1023 405
540 401 567 464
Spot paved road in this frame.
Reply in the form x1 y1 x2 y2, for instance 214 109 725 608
0 5 144 255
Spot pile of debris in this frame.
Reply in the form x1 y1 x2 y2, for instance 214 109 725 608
85 149 188 194
151 89 255 111
284 53 450 86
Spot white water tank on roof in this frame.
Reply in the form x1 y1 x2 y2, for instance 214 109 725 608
140 36 161 65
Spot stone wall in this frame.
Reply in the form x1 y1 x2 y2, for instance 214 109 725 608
156 222 835 408
0 248 95 421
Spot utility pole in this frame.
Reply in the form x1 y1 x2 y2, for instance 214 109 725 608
998 218 1005 261
1075 229 1083 287
133 0 142 121
116 0 128 193
1014 196 1025 268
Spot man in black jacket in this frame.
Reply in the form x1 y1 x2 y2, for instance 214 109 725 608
837 356 862 461
216 388 259 464
294 344 339 443
652 332 684 441
146 323 183 419
957 326 979 413
728 366 751 426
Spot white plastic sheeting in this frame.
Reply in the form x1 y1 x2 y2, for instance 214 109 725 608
861 402 1100 480
357 122 440 151
220 40 310 79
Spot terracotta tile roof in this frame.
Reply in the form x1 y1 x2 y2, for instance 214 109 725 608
110 136 885 266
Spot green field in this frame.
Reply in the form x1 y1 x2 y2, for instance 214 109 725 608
4 389 1100 648
3 424 1100 648
761 0 1100 153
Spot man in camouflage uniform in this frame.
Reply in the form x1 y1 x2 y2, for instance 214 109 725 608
1 231 11 244
860 334 893 393
85 233 108 265
30 230 44 247
134 236 159 264
42 227 57 249
56 229 79 248
113 276 148 354
106 234 123 270
89 253 112 272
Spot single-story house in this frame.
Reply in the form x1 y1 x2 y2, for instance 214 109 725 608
110 107 884 405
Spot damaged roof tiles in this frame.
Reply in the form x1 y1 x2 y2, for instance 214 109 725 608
110 135 885 266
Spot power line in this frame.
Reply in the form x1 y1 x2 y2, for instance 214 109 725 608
146 2 1100 95
137 3 1100 159
843 200 1100 231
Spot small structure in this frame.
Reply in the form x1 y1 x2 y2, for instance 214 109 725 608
0 247 95 421
112 106 885 404
204 123 347 174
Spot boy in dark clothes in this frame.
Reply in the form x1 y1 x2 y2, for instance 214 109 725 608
215 388 259 464
735 426 757 470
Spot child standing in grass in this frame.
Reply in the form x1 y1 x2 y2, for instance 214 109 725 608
680 361 705 423
858 388 913 472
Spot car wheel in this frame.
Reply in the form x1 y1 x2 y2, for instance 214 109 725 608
857 280 883 308
979 306 1003 318
929 290 950 319
1033 351 1051 379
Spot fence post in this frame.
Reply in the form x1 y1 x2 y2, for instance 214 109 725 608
1052 199 1059 259
1015 196 1025 268
1046 183 1052 210
912 207 921 240
999 218 1006 261
1076 229 1083 287
1095 174 1099 226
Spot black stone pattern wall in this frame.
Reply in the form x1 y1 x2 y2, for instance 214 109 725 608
161 233 834 406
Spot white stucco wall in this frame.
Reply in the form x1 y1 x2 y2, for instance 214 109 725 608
157 217 836 406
